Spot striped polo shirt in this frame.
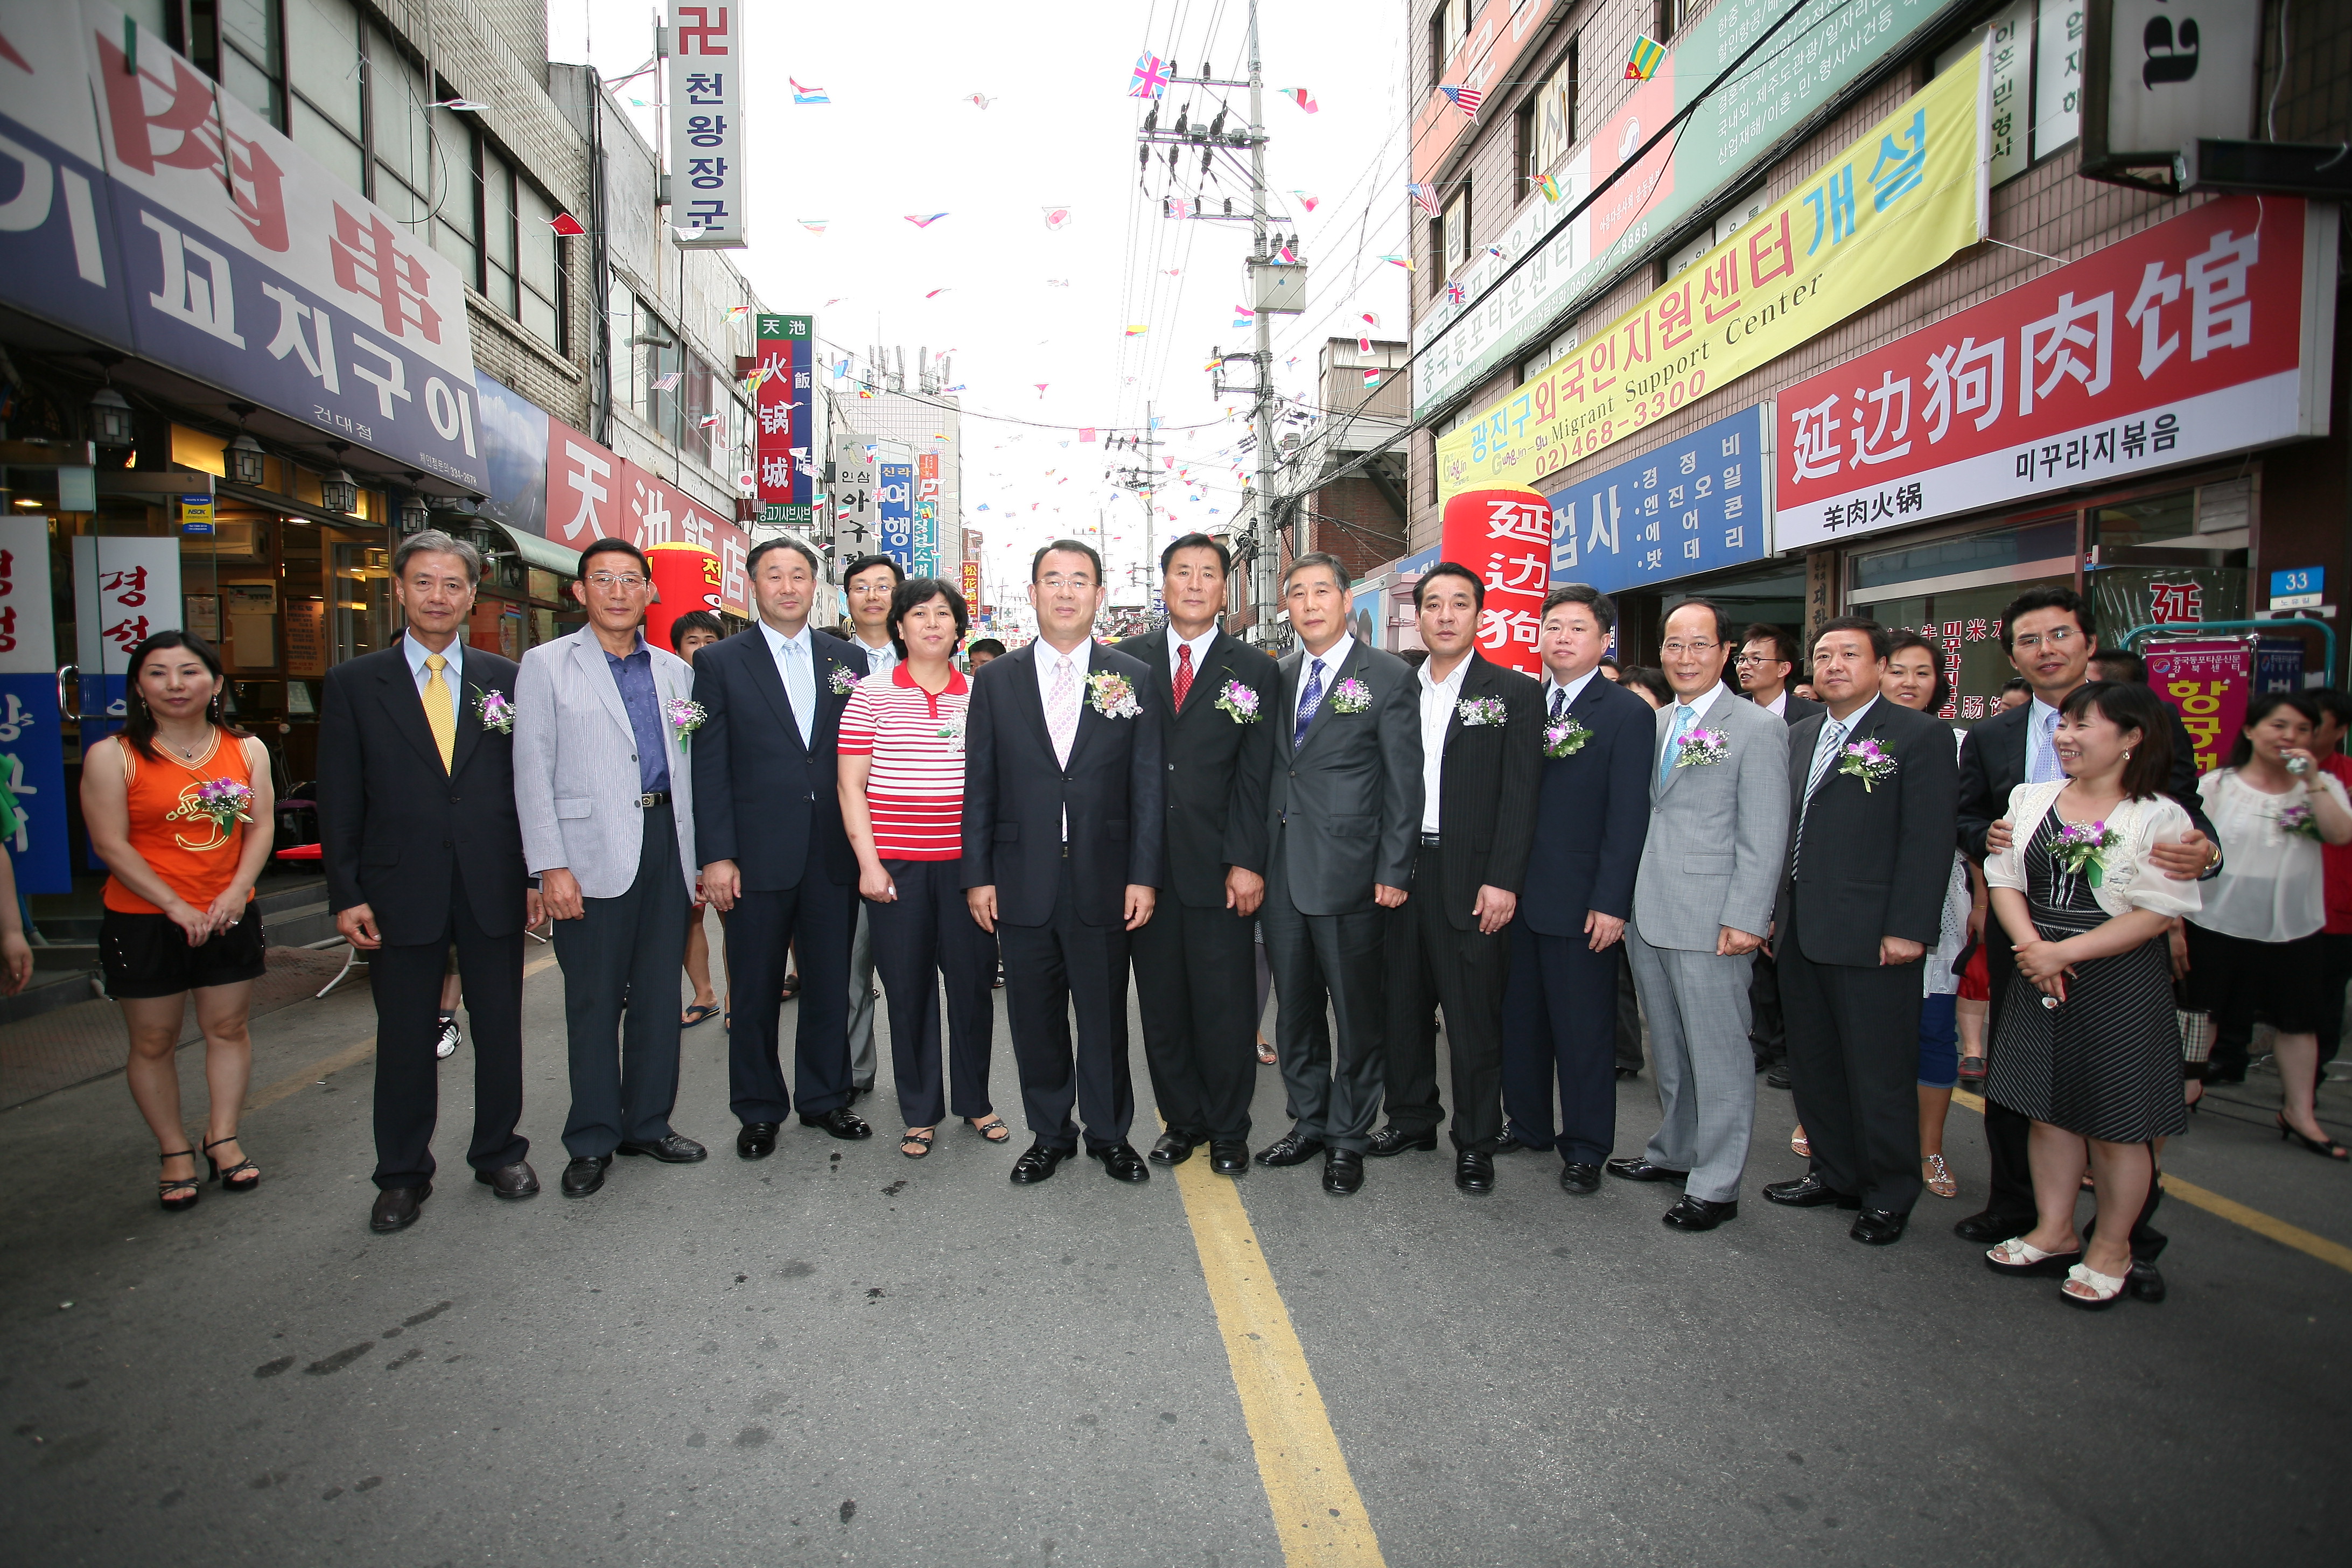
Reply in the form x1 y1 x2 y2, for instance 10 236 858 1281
837 663 971 860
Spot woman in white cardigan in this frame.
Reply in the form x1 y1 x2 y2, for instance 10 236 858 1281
1980 682 2201 1310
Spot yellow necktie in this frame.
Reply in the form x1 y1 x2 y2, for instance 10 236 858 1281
422 653 456 771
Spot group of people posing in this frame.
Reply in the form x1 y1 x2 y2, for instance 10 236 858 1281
88 526 2350 1313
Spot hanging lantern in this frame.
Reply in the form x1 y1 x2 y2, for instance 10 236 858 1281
397 493 431 534
87 386 134 447
320 468 360 514
227 431 267 486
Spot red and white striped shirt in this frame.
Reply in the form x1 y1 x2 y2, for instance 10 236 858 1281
837 663 970 860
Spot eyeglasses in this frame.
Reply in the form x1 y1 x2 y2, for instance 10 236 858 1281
1035 574 1097 590
1732 652 1780 666
1660 639 1720 657
2010 626 2081 653
585 572 647 591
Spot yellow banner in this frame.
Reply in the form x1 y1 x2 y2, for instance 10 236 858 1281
1437 50 1986 503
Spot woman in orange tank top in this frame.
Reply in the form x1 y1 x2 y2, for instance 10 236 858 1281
80 631 276 1212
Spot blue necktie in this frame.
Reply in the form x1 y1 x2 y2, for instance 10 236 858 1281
1660 703 1695 786
1550 687 1566 720
1294 657 1326 748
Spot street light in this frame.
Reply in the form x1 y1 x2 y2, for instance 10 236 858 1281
227 431 267 486
320 468 359 514
397 493 431 534
87 386 134 448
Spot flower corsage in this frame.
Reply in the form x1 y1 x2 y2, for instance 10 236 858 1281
1672 726 1729 768
666 697 706 744
1214 680 1262 724
935 715 965 754
1458 696 1508 727
1836 737 1898 792
186 777 255 831
2278 801 2324 841
829 667 862 695
2050 820 2120 886
1327 677 1373 715
1088 670 1140 719
472 688 515 734
1542 713 1591 758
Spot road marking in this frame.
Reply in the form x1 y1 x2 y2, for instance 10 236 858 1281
1168 1157 1385 1566
1951 1088 2352 1276
245 951 561 1115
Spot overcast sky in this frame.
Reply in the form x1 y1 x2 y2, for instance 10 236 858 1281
548 0 1409 605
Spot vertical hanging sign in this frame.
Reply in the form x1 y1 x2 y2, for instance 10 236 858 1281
876 456 915 571
754 314 813 527
914 452 940 577
667 3 747 247
0 519 68 893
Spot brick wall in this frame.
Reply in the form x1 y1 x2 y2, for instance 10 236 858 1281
1305 476 1408 581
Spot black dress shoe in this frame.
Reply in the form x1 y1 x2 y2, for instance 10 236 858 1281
1255 1129 1326 1167
1763 1173 1861 1208
1366 1124 1438 1157
1613 1065 1641 1080
1765 1065 1793 1090
2126 1259 2167 1303
1322 1148 1364 1195
561 1156 609 1197
1953 1208 2034 1243
473 1161 538 1199
1149 1133 1196 1165
1454 1149 1495 1194
1009 1143 1068 1184
736 1122 780 1159
799 1108 873 1141
1559 1162 1601 1195
1090 1142 1150 1182
1851 1207 1909 1245
617 1133 708 1163
369 1183 429 1232
1662 1194 1737 1230
1209 1140 1249 1175
1605 1156 1688 1183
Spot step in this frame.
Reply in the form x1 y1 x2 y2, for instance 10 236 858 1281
262 900 338 948
0 966 103 1029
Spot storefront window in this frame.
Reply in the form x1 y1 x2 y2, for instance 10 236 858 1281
1851 578 2062 724
2092 492 2195 549
332 541 393 664
1851 516 2077 594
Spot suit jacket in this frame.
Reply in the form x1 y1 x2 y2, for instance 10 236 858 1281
1422 654 1543 930
1775 699 1961 967
1114 627 1278 908
1519 673 1654 936
1264 641 1422 916
688 626 860 891
317 642 529 945
1956 695 2216 864
512 627 698 899
1776 691 1826 725
1631 685 1790 951
960 639 1166 927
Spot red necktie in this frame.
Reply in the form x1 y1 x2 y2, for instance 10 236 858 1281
1173 642 1194 711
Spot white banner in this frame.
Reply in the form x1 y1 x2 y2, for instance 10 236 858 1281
73 535 184 685
666 3 747 248
0 518 59 674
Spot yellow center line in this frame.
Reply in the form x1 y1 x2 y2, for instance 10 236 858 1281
1169 1155 1385 1566
1950 1087 2352 1275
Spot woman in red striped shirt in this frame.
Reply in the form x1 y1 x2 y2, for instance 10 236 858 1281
838 578 1006 1157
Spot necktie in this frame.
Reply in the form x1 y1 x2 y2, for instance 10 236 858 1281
1794 719 1847 877
1659 703 1695 786
2031 707 2064 782
1173 642 1194 712
422 653 455 772
1046 653 1079 766
1293 657 1326 748
1549 687 1567 720
782 639 814 747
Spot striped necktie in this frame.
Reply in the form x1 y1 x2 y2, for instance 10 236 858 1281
1793 719 1847 877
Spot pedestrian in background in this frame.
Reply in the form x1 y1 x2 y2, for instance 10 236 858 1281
669 610 726 1031
966 638 1005 671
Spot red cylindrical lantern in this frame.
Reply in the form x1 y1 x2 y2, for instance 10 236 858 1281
1438 485 1552 677
644 540 724 652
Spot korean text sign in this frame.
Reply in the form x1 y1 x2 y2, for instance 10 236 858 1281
667 3 746 246
1439 487 1551 677
2146 639 2251 775
754 314 813 526
1544 405 1770 593
1437 52 1985 503
877 461 915 569
1774 197 2337 549
0 519 69 892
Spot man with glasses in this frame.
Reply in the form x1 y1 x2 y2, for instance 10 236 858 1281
1611 599 1789 1231
837 554 906 1101
514 538 706 1198
1735 626 1822 724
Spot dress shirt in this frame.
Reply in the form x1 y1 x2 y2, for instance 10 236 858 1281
1658 680 1726 767
1032 637 1093 717
402 631 463 698
1544 667 1601 716
2026 695 2065 783
758 618 817 748
1807 694 1879 790
1758 688 1789 718
851 634 898 678
1292 633 1356 730
1418 655 1471 834
1171 626 1218 708
603 634 671 795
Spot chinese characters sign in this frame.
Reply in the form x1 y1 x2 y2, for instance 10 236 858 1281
1437 54 1984 502
667 3 746 247
1775 197 2335 550
961 561 981 618
541 414 747 616
1439 486 1550 678
1544 405 1770 593
2145 639 2251 776
754 314 813 526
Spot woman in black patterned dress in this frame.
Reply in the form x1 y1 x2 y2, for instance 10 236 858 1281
1981 683 2201 1310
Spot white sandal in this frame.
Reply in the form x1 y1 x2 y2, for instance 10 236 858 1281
1985 1237 2080 1276
2061 1261 2129 1310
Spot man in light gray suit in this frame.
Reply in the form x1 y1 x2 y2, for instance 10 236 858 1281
514 537 706 1198
1256 552 1422 1196
1610 598 1790 1231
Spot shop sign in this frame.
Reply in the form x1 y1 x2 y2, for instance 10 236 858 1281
2082 0 2262 186
1774 196 2338 550
754 315 814 527
666 1 747 247
0 2 485 488
1439 487 1549 678
0 519 69 892
546 417 620 548
877 458 914 570
1437 55 1985 502
2270 565 2324 611
960 561 980 617
2145 637 2250 775
71 534 180 734
914 452 940 577
830 436 879 564
1411 0 1975 419
178 495 214 535
1543 404 1770 594
538 414 747 616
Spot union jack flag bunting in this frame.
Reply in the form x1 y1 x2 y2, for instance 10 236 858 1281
1129 53 1170 99
1408 183 1440 217
1446 279 1466 305
1439 84 1483 120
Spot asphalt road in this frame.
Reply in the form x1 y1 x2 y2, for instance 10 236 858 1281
2 918 2348 1567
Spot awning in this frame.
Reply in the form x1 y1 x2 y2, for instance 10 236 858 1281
485 521 582 576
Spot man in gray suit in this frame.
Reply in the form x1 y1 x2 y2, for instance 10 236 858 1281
1609 598 1790 1231
514 537 706 1198
1256 552 1422 1196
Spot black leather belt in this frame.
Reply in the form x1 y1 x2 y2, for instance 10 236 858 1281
638 790 671 808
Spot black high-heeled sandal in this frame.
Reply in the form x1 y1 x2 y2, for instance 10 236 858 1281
2277 1114 2349 1161
158 1149 199 1212
204 1133 261 1192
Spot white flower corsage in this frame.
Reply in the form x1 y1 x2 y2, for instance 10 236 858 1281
1673 726 1729 768
1458 696 1508 727
1214 679 1262 723
935 715 965 754
1087 670 1140 719
1327 677 1373 714
666 697 706 744
828 667 862 695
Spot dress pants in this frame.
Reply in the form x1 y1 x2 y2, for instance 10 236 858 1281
725 876 855 1125
1500 920 1621 1166
1131 893 1258 1143
369 864 527 1189
1748 948 1787 1068
1614 949 1644 1072
869 859 997 1129
553 801 690 1158
1625 925 1756 1204
1381 841 1507 1150
847 903 879 1089
998 857 1135 1151
1259 841 1386 1154
1776 906 1924 1214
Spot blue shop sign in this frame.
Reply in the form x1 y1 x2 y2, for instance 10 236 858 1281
1545 405 1771 595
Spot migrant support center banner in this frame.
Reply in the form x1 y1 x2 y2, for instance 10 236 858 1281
1437 51 1986 506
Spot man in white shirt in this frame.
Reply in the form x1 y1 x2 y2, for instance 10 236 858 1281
1736 625 1823 724
837 553 904 1097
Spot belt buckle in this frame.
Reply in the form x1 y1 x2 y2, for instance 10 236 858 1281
639 792 661 809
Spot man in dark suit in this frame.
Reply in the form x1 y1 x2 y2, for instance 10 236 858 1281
1762 618 1959 1244
320 531 541 1234
1955 586 2216 1287
1500 585 1655 1195
1256 551 1422 1196
691 536 872 1159
1371 563 1540 1194
1116 534 1278 1176
1737 624 1818 1085
964 540 1165 1184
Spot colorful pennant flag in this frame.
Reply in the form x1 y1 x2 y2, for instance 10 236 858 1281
1080 428 1097 442
790 78 830 104
904 213 948 227
550 212 586 237
698 414 724 429
968 93 995 109
1291 189 1319 213
1379 254 1415 270
1485 243 1504 258
1438 84 1483 120
1407 183 1440 218
1446 278 1466 305
797 218 829 233
1279 87 1319 113
1124 324 1150 336
1362 368 1383 388
1128 53 1170 99
726 304 751 320
1042 206 1073 230
1278 243 1298 263
1535 172 1561 202
925 288 950 298
1232 306 1254 327
1360 312 1381 328
1625 33 1666 81
1034 383 1049 397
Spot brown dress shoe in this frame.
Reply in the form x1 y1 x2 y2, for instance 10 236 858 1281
474 1161 540 1199
369 1184 430 1233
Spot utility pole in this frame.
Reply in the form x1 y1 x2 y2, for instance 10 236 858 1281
1245 0 1277 649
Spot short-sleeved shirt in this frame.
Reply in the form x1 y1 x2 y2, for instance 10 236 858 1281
837 664 970 860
